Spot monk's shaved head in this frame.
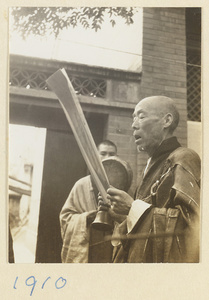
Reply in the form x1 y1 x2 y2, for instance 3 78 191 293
138 96 179 133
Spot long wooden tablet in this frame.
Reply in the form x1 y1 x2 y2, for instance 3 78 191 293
46 68 110 203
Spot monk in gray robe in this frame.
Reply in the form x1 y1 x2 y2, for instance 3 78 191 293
106 96 200 263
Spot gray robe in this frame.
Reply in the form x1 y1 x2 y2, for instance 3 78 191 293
113 137 200 263
60 175 112 263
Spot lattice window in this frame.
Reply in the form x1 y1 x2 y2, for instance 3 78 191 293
70 76 106 98
187 53 201 122
9 68 107 98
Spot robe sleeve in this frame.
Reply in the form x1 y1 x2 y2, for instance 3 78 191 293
59 177 98 263
113 148 201 263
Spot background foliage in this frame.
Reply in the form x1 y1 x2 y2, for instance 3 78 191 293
11 7 137 39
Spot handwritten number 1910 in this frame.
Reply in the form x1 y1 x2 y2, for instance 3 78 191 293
14 276 67 296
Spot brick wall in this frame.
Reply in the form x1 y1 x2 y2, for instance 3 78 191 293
107 79 141 104
141 8 187 145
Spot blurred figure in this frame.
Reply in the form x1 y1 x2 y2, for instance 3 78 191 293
60 140 128 263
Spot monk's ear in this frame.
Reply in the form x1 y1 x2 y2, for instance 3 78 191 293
163 113 173 129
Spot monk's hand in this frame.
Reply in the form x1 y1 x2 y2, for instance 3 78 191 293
97 191 110 208
107 187 134 215
98 198 126 223
98 198 110 212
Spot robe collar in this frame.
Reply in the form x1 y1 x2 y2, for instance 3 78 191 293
151 136 181 161
143 137 181 178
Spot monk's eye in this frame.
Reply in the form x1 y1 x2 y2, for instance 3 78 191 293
139 113 145 119
138 113 145 119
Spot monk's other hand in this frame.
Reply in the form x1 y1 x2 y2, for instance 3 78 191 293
107 187 134 215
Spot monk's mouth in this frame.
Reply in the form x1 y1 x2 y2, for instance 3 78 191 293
134 135 142 143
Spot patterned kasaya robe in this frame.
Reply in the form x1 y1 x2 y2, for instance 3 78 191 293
113 137 201 263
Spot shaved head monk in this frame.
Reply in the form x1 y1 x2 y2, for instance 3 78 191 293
106 96 200 263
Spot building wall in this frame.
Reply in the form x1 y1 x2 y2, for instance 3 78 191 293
141 8 187 144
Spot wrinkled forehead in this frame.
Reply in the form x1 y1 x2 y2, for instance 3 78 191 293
133 98 159 116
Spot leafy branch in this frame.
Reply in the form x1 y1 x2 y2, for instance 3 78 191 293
11 7 138 39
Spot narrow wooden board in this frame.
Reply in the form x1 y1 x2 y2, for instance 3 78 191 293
46 68 110 203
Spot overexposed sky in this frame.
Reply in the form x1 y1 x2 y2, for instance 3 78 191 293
9 8 143 71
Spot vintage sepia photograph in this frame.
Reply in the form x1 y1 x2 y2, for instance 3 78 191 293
8 7 201 266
